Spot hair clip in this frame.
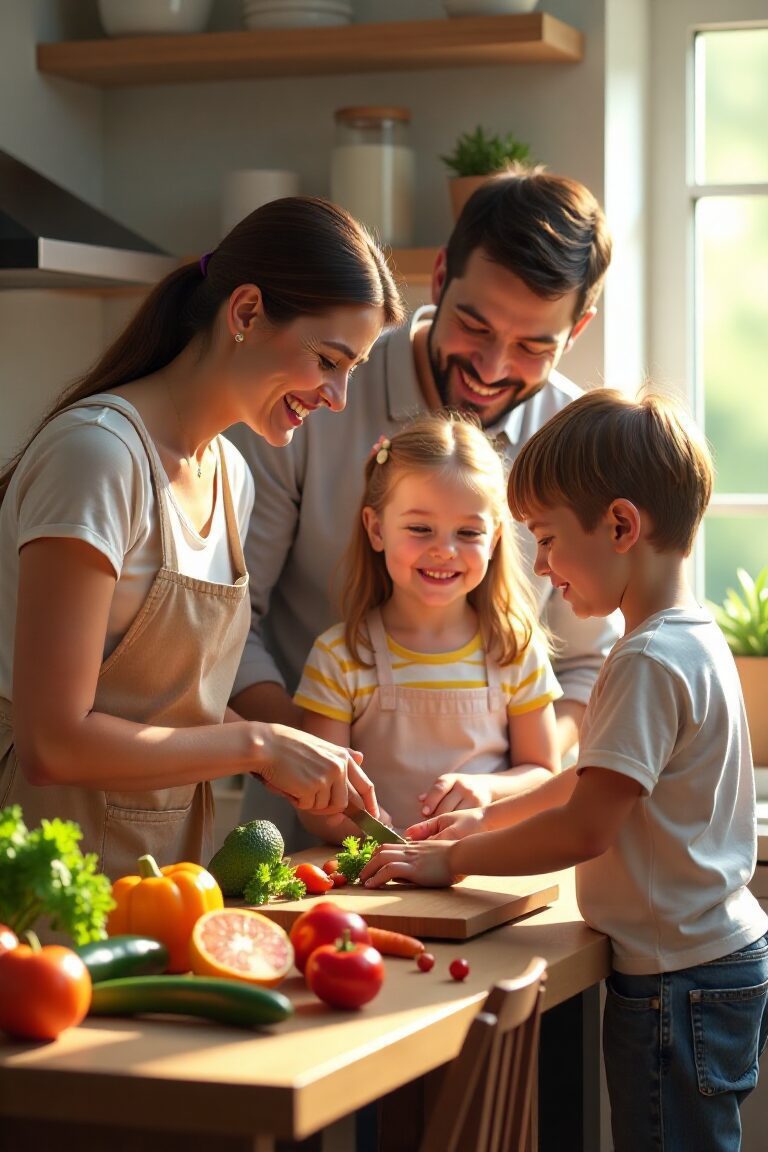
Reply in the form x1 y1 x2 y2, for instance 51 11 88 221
199 250 215 277
371 435 391 464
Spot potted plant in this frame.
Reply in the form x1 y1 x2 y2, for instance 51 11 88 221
440 125 531 219
709 565 768 765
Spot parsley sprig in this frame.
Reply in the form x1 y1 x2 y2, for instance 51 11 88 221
243 858 307 906
0 805 114 945
335 835 378 884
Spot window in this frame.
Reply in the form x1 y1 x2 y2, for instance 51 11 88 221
650 0 768 604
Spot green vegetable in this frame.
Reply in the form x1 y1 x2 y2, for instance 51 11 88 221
242 858 306 906
88 975 293 1028
208 819 285 897
335 836 378 884
0 805 114 945
76 935 170 982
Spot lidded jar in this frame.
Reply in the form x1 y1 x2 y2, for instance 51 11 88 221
330 106 414 248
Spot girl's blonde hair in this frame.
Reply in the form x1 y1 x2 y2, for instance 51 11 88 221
341 411 540 667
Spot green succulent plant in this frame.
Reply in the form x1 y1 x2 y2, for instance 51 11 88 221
440 126 531 177
708 566 768 657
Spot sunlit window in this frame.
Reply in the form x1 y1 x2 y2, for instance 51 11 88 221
692 27 768 602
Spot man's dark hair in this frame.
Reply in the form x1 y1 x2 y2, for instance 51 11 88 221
444 162 612 320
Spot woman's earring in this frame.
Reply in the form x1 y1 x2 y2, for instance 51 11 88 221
234 332 244 343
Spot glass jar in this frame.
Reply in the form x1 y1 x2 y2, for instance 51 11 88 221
331 106 414 248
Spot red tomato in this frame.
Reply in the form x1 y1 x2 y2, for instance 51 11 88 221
0 941 92 1040
294 863 334 896
416 952 435 973
449 958 470 982
289 901 370 974
0 924 18 955
330 872 348 888
306 934 385 1010
321 858 339 875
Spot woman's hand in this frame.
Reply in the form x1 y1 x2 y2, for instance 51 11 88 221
254 724 377 815
417 773 495 818
406 806 487 843
358 841 461 889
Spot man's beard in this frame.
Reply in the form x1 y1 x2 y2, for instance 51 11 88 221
427 324 545 429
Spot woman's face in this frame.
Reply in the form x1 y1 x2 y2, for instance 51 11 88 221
235 304 384 447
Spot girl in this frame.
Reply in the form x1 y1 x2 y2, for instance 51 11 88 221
294 411 561 842
0 196 403 880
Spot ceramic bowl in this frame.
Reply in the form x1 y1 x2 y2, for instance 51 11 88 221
98 0 213 37
443 0 539 16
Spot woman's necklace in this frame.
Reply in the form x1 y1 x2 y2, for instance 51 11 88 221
165 382 210 479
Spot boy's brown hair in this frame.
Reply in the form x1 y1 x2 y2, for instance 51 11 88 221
507 388 714 556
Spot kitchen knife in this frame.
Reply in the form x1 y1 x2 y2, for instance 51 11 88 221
344 802 407 844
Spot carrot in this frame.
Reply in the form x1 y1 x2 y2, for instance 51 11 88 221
367 926 425 958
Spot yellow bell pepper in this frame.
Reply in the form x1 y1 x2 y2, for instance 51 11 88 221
107 855 224 973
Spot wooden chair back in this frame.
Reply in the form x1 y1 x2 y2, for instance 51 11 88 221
419 956 547 1152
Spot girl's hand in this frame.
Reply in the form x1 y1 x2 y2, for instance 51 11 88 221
255 724 375 814
358 842 460 889
406 807 487 842
418 774 494 818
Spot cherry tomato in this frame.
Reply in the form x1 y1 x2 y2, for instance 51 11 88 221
449 958 470 982
0 939 92 1040
416 952 435 973
321 858 339 875
289 901 370 974
294 863 334 896
330 872 348 887
0 924 18 955
305 932 385 1010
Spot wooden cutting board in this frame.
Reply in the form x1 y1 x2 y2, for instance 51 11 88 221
251 848 558 940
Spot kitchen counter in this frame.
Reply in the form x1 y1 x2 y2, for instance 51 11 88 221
0 866 609 1152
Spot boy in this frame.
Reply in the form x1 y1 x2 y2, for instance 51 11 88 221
360 389 768 1152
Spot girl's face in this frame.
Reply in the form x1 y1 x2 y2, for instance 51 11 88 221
234 303 384 447
363 468 501 613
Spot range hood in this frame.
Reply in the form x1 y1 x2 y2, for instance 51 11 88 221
0 149 178 289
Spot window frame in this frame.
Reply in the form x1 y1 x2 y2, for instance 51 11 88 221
650 0 768 594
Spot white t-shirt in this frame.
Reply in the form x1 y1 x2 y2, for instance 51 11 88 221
0 397 254 698
575 607 768 974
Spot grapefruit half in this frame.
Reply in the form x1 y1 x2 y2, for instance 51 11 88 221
189 908 294 987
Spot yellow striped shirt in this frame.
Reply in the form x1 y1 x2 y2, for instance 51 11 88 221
295 621 562 725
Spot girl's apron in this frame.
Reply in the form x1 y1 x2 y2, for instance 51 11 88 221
0 397 250 881
352 609 510 831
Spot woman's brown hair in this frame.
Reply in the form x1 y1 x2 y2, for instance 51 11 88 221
0 196 405 504
341 411 541 668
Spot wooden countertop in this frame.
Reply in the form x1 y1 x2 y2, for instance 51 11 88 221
0 868 609 1145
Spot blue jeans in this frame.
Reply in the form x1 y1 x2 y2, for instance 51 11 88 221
603 936 768 1152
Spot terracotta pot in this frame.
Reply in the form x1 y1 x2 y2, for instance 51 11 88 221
448 175 492 221
735 656 768 766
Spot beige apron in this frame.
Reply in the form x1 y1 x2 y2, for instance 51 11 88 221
353 609 510 831
0 397 250 881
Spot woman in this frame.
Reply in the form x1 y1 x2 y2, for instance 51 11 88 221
0 197 404 879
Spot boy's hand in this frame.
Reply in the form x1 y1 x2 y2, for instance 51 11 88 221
358 841 461 889
406 807 486 842
418 773 494 817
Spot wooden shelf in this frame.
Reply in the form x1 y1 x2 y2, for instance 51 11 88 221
37 13 583 87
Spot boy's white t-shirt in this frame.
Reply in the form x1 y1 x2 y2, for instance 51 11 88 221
0 397 255 698
575 606 768 975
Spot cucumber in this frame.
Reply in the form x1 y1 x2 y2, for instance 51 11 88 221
88 975 293 1028
76 935 170 983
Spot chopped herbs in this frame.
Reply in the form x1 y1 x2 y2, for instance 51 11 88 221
335 836 378 884
242 859 307 906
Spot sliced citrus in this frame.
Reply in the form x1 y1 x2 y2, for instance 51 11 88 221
189 908 294 987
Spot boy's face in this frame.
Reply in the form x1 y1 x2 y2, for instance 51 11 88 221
525 503 627 619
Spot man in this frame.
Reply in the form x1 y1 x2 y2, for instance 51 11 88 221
228 164 619 842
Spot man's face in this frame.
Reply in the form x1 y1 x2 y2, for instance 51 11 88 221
427 249 592 428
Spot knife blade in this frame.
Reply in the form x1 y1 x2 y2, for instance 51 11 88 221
344 802 407 844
